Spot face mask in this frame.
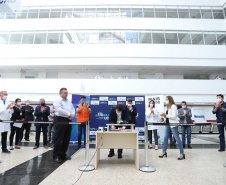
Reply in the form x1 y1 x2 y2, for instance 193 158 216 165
182 106 186 109
2 95 7 100
17 102 22 106
116 112 121 115
41 103 45 106
216 99 221 103
128 104 132 107
150 104 153 107
165 100 169 105
26 103 30 106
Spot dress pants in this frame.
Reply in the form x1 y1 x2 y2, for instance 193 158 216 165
35 124 48 147
19 123 31 140
9 123 21 146
1 132 8 151
148 130 158 145
53 116 72 159
217 118 226 149
78 124 86 146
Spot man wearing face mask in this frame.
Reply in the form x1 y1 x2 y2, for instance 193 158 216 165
178 101 193 149
127 99 137 127
108 104 129 159
0 91 15 154
33 99 50 149
213 94 226 152
20 100 34 142
75 96 91 150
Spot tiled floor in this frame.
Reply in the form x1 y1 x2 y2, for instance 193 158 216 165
0 133 225 185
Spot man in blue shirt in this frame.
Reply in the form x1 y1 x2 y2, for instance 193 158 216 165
212 94 226 152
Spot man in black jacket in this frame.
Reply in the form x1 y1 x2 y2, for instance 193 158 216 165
127 99 137 126
108 104 129 159
20 100 34 141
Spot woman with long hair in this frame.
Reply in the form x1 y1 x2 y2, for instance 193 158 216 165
146 100 159 150
159 96 185 160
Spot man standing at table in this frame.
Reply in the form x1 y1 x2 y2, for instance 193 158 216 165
75 96 91 150
0 90 15 154
53 88 75 163
108 104 129 159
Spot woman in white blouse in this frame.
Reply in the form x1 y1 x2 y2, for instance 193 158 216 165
146 100 159 150
159 96 185 160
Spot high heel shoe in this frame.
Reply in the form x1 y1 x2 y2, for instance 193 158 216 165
158 152 167 158
177 154 185 160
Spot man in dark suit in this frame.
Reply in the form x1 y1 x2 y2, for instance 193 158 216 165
108 104 129 159
178 101 193 149
33 98 50 149
20 100 34 141
127 99 137 126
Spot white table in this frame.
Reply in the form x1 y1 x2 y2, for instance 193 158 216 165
96 130 139 169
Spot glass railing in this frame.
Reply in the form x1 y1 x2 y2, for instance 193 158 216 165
0 5 225 19
0 30 225 45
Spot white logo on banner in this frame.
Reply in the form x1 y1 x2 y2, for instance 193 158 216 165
91 101 99 105
108 101 117 105
135 97 144 101
99 97 108 101
117 97 126 101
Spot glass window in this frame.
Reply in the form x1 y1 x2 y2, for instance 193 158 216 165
60 31 86 44
178 32 191 44
191 32 204 45
6 12 16 19
34 32 47 44
50 12 61 18
120 8 131 18
0 13 5 19
85 8 96 18
153 31 165 44
62 12 72 18
27 12 38 19
212 9 224 19
165 32 178 44
108 8 120 17
10 34 22 44
73 8 84 18
139 31 152 43
132 8 143 18
178 9 190 18
204 33 217 45
96 8 107 17
125 31 138 43
190 9 201 19
17 12 27 19
155 8 166 18
47 32 60 44
216 32 226 45
112 31 126 43
201 9 213 19
0 34 10 44
167 9 178 18
99 31 112 44
39 12 49 18
86 31 99 43
143 8 154 18
22 33 34 44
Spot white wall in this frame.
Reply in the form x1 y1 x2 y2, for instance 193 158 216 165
0 73 21 78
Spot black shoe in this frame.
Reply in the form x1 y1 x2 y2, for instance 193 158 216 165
159 152 167 158
75 145 81 150
108 153 115 157
61 156 71 160
183 144 186 148
2 149 11 154
54 157 62 163
218 148 225 152
188 145 192 149
25 139 30 141
178 154 185 160
118 154 122 159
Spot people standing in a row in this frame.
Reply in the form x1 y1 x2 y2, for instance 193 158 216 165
0 91 14 154
76 96 91 150
53 88 75 163
20 100 34 142
33 99 50 149
159 96 185 160
146 100 159 150
9 98 23 150
178 101 193 149
213 94 226 152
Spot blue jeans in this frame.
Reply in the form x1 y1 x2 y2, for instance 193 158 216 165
169 129 176 144
163 126 184 154
181 126 191 145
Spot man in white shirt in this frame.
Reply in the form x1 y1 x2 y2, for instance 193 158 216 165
53 88 75 163
0 91 14 154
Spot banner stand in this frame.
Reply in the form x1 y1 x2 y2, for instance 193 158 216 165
79 121 95 171
139 121 156 172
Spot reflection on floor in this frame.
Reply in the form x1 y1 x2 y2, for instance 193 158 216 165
0 134 225 185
